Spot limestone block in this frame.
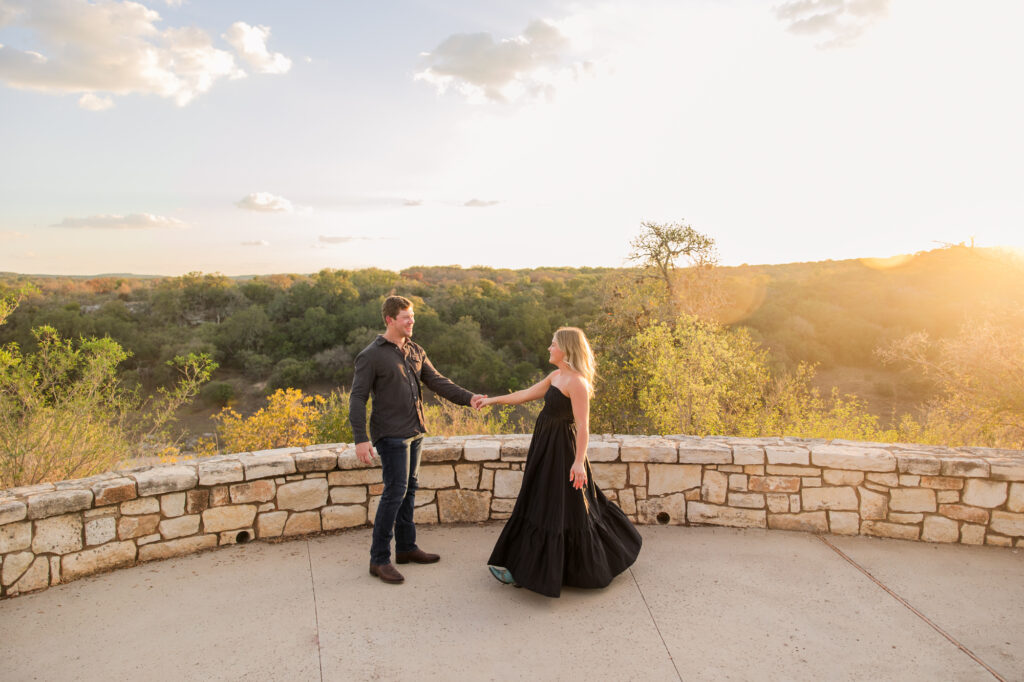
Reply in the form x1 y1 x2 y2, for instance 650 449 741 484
986 535 1013 547
766 465 821 477
732 446 765 465
419 465 456 490
244 452 297 480
823 471 864 485
27 490 92 519
202 505 257 532
638 493 687 525
413 504 439 525
592 463 628 490
138 534 217 561
1009 483 1024 513
256 511 288 538
320 505 366 530
618 488 637 515
493 470 525 499
283 511 321 536
117 514 160 540
940 458 989 478
92 479 137 506
748 476 800 493
859 487 888 520
210 486 230 507
702 470 728 505
889 512 924 524
0 500 28 525
829 512 860 535
159 514 200 540
764 446 809 466
464 440 501 462
455 464 480 490
895 452 941 476
766 494 790 513
938 504 988 524
960 524 985 545
802 487 858 511
121 497 159 515
744 465 765 475
499 436 532 462
294 450 338 473
936 491 960 504
865 473 899 487
437 490 491 523
991 460 1024 481
2 552 33 586
160 492 186 518
61 541 136 580
421 441 463 462
803 478 822 488
687 502 766 528
620 437 677 463
328 469 383 486
922 516 958 543
34 514 83 554
216 528 252 545
728 474 748 491
810 445 895 472
491 498 516 513
330 486 366 504
888 487 934 513
629 463 647 487
862 521 919 540
899 475 921 487
685 489 701 501
728 492 765 509
962 480 1007 508
134 466 197 496
989 511 1024 537
479 468 495 491
677 441 731 464
0 521 31 553
718 465 744 473
230 480 276 504
276 479 329 512
790 494 801 512
648 464 701 496
10 556 49 594
85 516 116 546
198 459 245 486
920 476 964 490
768 512 828 533
368 495 381 522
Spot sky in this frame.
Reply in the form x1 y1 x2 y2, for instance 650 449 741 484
1 0 1022 276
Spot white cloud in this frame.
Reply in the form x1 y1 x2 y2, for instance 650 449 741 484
0 0 289 106
403 199 422 207
464 199 499 207
223 22 291 74
236 192 295 213
52 213 187 229
774 0 890 48
415 19 587 103
78 92 113 111
241 239 269 246
318 235 359 244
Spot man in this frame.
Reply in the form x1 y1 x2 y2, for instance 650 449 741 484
350 295 485 584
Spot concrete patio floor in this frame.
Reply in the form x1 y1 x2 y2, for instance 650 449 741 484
1 525 1021 681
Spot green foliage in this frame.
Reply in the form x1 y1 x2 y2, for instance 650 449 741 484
200 381 235 407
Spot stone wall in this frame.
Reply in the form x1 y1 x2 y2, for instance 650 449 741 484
2 435 1023 598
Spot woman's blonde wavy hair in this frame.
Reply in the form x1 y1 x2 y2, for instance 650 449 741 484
554 327 597 396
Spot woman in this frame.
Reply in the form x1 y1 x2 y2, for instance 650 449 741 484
481 327 642 598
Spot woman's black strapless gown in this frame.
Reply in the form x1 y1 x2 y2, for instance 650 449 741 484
487 386 642 597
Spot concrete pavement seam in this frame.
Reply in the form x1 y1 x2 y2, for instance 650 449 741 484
815 535 1006 682
305 540 325 682
628 566 683 681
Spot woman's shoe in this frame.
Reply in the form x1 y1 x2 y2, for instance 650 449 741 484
488 565 515 585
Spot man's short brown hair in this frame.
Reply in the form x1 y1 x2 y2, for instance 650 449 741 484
382 295 413 323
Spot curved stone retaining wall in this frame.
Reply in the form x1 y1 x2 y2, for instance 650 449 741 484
2 435 1023 598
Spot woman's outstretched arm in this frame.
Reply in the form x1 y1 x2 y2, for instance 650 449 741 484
480 372 555 407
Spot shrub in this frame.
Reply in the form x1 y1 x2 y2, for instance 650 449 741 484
200 381 235 407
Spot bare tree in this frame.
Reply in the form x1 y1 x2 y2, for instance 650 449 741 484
628 220 717 298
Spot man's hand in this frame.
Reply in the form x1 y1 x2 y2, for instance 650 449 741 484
355 441 376 464
471 394 488 410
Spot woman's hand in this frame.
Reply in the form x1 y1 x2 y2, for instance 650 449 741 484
569 460 587 490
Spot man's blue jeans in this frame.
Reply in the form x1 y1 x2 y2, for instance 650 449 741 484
370 435 423 565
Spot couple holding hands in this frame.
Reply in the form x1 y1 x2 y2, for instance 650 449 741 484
350 296 641 598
